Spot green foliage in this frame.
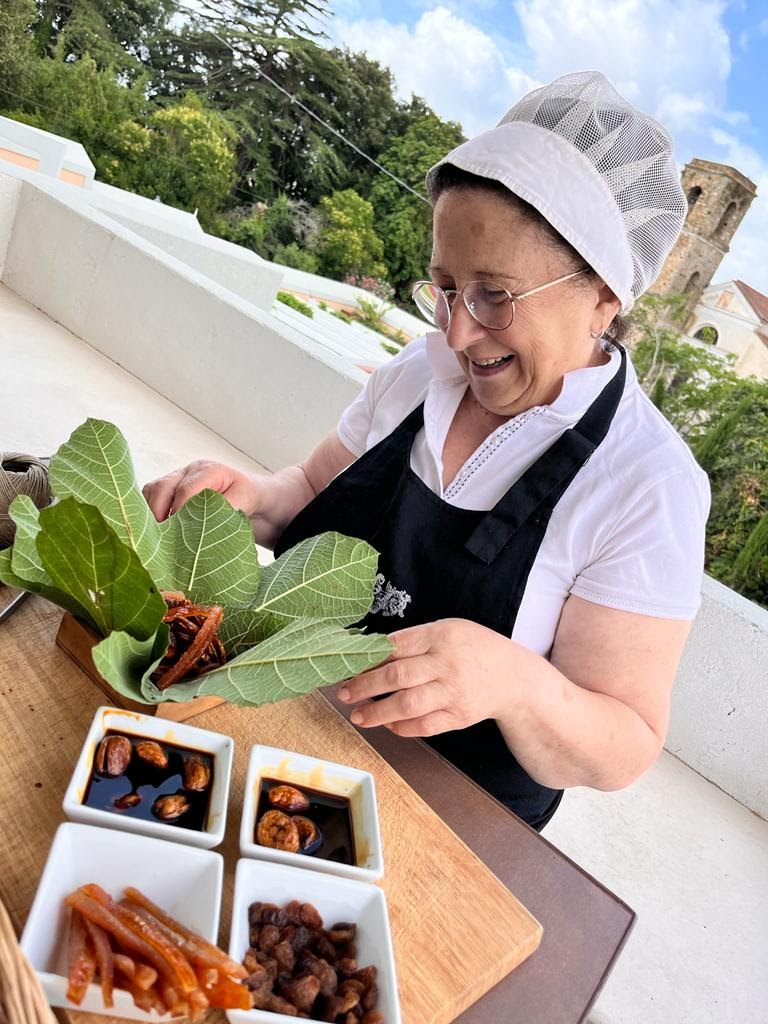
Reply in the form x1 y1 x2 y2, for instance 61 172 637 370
0 0 37 102
370 112 464 300
218 196 319 261
137 95 237 226
316 189 387 280
628 295 768 607
274 242 318 272
277 291 314 317
354 296 392 332
728 514 768 604
1 419 393 705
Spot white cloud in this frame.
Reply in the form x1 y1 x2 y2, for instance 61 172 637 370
329 0 766 292
514 0 734 133
332 7 540 136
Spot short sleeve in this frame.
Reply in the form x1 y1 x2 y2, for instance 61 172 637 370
336 335 431 457
336 374 377 457
570 467 711 619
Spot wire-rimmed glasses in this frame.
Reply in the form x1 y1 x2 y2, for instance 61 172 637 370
412 270 588 331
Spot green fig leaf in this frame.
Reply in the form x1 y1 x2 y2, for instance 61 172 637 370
37 499 166 640
157 618 394 706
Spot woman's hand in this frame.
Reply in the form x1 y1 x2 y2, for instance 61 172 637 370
337 618 516 737
143 461 263 522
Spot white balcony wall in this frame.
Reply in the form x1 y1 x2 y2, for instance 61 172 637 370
668 574 768 818
0 176 363 471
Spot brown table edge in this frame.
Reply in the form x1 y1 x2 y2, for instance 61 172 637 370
321 689 637 1021
411 738 637 1023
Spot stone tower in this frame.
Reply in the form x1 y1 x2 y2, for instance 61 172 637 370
649 158 757 325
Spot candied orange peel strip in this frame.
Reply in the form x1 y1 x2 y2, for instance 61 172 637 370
123 886 247 979
83 918 114 1008
66 909 96 1005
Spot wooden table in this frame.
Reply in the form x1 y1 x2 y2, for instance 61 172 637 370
0 597 634 1024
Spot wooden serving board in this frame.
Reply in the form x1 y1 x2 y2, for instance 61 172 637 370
0 598 543 1024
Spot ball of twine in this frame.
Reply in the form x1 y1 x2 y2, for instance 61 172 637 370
0 453 52 548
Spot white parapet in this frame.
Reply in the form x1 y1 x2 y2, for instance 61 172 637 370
666 573 768 818
0 175 364 471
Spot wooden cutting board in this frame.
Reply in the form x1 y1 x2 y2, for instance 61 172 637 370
0 598 542 1024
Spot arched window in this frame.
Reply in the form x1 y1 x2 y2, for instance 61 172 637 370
687 185 702 213
694 325 718 345
714 201 738 242
684 271 701 294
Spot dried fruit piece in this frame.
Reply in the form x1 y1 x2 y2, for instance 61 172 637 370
95 735 132 777
152 794 190 820
256 810 301 853
329 923 356 945
267 785 310 813
299 903 323 930
280 973 321 1013
134 741 168 769
294 815 323 855
183 756 211 791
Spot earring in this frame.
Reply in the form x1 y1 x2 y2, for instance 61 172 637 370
590 329 602 340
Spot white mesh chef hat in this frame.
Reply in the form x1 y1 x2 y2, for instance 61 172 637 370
426 70 687 312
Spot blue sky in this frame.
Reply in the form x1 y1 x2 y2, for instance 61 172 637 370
326 0 768 293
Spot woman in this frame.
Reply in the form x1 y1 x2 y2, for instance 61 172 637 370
144 71 710 830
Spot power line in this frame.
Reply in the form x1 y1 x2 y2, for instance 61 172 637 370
0 12 432 207
173 8 429 204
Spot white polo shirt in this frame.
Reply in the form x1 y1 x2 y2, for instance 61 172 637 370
337 333 711 656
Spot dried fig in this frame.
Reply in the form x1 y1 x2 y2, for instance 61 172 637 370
95 735 131 777
294 815 323 855
267 784 310 813
256 811 301 853
152 794 190 820
183 755 210 791
135 740 168 769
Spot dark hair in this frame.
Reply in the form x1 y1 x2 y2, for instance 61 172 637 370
428 164 630 344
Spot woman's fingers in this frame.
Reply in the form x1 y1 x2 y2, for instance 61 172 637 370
386 709 458 738
142 468 185 521
142 462 257 522
347 679 446 729
338 654 434 705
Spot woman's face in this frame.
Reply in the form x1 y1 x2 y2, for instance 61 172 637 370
431 188 619 417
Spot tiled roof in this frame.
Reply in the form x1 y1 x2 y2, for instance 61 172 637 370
736 280 768 323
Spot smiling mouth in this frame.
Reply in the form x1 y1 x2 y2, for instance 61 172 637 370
470 354 515 368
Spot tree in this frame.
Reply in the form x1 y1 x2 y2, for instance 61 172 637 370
0 0 37 105
728 513 768 606
136 94 238 224
370 112 464 300
316 189 387 280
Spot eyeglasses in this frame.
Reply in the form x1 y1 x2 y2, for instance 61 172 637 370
412 270 588 331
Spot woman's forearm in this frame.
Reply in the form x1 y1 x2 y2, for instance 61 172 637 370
496 644 664 791
248 466 316 549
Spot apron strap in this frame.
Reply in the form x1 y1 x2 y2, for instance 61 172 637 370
466 347 627 564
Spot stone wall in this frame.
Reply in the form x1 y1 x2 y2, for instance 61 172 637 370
650 158 757 321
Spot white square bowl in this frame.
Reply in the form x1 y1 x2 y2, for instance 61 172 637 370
227 857 401 1024
239 745 384 883
20 821 223 1021
62 705 233 849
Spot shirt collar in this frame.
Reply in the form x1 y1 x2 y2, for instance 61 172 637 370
424 330 626 418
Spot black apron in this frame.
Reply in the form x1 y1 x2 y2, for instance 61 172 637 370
275 348 626 831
